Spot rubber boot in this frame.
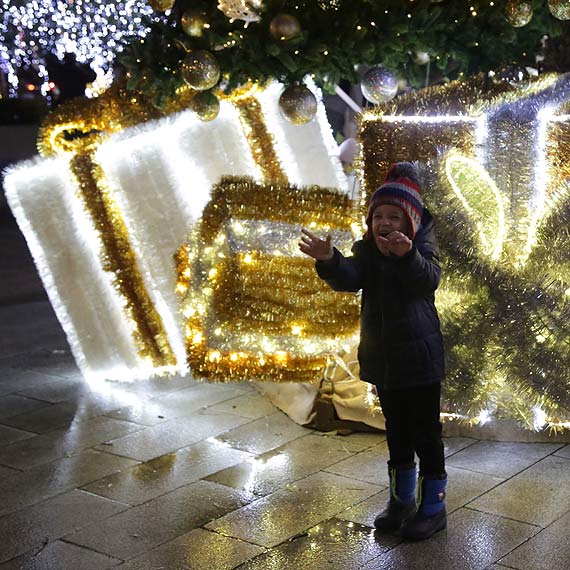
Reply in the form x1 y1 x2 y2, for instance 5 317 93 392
374 465 417 532
401 475 447 540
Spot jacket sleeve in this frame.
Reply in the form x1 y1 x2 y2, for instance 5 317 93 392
393 216 441 294
315 243 365 293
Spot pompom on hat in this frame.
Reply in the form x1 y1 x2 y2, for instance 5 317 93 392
365 161 424 239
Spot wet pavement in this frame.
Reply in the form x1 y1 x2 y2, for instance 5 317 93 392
1 209 570 569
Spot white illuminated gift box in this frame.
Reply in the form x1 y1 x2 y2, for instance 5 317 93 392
3 81 348 384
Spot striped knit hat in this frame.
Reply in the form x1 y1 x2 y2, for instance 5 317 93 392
366 162 424 239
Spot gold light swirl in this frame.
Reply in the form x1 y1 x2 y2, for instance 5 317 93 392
70 149 176 367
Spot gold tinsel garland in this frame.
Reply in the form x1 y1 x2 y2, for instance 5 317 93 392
180 176 360 382
69 150 176 367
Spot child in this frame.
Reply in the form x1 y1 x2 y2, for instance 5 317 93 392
299 162 447 540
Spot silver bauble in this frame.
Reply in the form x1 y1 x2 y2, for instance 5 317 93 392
360 66 398 104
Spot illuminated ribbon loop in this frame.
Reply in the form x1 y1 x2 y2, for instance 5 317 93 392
445 152 506 262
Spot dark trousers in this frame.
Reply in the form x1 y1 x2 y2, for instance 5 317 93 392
377 383 446 478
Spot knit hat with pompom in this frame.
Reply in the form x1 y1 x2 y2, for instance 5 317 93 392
365 162 424 239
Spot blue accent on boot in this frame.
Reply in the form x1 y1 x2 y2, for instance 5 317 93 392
419 476 447 516
392 466 416 505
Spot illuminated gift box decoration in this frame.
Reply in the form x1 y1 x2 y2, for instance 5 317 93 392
3 81 347 383
360 73 570 432
180 176 360 383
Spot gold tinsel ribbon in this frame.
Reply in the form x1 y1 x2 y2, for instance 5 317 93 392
69 149 176 367
232 94 288 184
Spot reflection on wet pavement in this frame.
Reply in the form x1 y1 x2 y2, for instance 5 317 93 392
0 346 569 569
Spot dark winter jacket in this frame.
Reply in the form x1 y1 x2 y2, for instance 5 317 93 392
316 208 444 391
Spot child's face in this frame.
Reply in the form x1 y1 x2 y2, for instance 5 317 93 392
371 204 410 253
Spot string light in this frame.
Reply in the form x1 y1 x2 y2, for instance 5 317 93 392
0 0 158 97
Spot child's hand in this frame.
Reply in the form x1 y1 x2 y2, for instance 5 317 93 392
376 231 412 257
299 228 334 261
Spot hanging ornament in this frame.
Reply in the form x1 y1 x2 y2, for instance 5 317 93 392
190 91 220 121
360 66 398 105
148 0 175 11
218 0 263 26
414 51 430 65
489 65 530 88
317 0 341 10
181 10 210 37
278 84 317 125
504 1 533 27
181 50 220 91
269 14 302 41
548 0 570 20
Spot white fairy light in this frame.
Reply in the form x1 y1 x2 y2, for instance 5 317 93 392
0 0 158 97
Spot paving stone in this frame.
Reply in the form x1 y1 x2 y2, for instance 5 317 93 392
553 444 570 459
238 518 388 570
206 393 278 420
358 508 538 570
468 455 570 527
117 527 265 570
443 437 478 457
0 449 138 516
0 348 79 379
446 441 563 478
94 411 250 462
206 471 381 548
82 439 252 505
212 411 312 455
0 394 51 419
0 540 120 570
15 377 84 403
0 416 144 470
0 369 66 397
323 441 391 486
0 423 36 446
500 510 570 569
66 480 251 560
0 489 127 563
0 307 68 359
321 431 387 452
0 401 85 433
0 465 19 479
206 433 359 497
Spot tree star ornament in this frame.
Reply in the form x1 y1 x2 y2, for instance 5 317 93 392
278 84 317 125
218 0 263 26
181 49 220 91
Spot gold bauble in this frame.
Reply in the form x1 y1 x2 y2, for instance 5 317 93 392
278 84 317 125
181 10 209 37
181 50 220 91
148 0 175 11
504 1 533 27
269 13 302 41
190 91 220 121
548 0 570 20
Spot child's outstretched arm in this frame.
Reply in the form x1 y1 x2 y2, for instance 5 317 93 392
299 229 333 261
299 228 364 293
